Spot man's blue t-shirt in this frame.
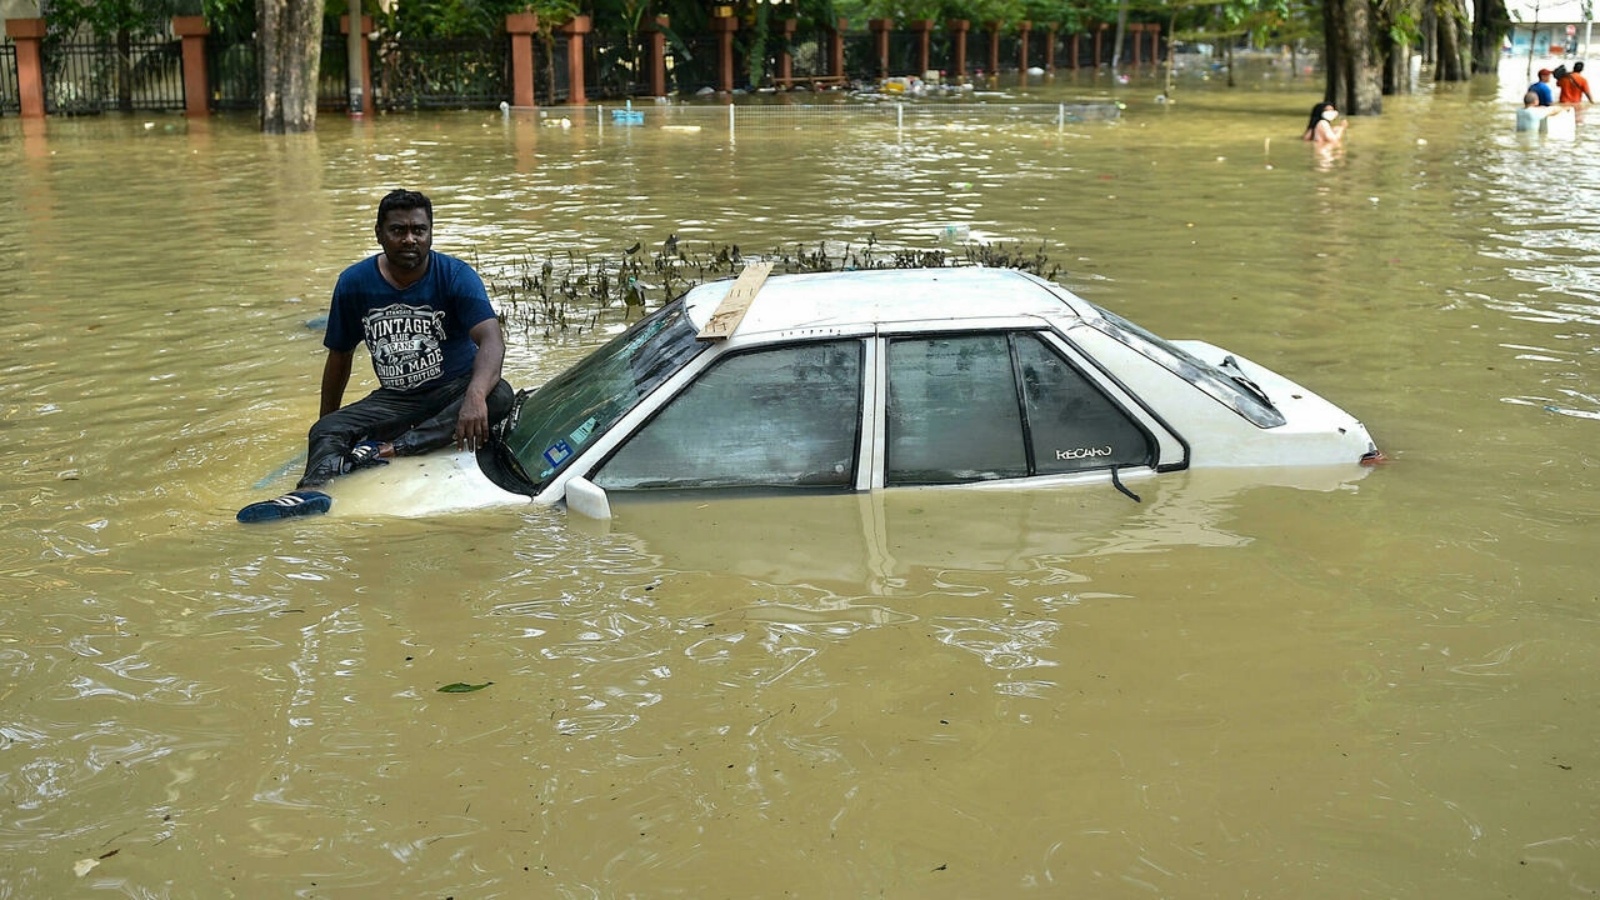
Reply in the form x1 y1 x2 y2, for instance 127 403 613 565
1530 81 1554 105
325 251 495 393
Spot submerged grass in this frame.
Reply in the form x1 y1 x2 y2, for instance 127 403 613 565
486 235 1063 339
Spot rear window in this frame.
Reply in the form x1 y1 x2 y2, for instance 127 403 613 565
1086 306 1287 428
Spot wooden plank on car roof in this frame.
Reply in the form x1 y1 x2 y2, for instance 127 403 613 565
697 260 774 341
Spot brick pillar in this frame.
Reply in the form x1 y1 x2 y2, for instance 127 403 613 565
559 14 591 104
648 15 669 97
1148 23 1161 67
339 14 374 116
506 12 537 108
868 18 890 78
1070 29 1080 69
985 21 1001 77
1095 23 1107 67
171 15 210 118
1045 26 1057 71
1129 23 1143 67
910 19 932 77
947 19 969 82
828 19 846 80
1018 20 1031 76
776 17 796 87
6 18 47 119
712 13 737 93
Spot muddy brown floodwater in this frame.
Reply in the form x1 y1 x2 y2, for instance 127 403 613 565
2 57 1598 897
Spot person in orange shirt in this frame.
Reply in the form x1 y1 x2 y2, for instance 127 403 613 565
1557 62 1594 104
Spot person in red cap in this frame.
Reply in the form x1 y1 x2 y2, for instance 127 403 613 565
1529 69 1556 106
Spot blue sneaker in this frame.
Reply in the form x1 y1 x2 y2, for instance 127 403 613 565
236 490 333 524
344 440 390 473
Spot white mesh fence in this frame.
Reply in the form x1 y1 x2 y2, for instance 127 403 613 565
529 100 1121 136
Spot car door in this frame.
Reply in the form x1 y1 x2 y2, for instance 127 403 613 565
874 330 1165 488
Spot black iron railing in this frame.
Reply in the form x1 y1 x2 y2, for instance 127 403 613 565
374 36 508 110
1 40 19 115
44 35 184 114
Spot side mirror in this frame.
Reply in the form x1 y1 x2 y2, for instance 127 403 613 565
564 476 612 521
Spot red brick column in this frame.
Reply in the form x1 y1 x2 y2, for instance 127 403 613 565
910 19 932 77
1129 23 1143 67
984 21 1001 77
869 18 890 78
828 19 846 81
506 12 537 108
1148 23 1161 67
6 18 47 119
712 13 737 93
776 17 796 87
947 19 969 82
648 15 670 98
1095 23 1107 68
339 14 374 116
1018 20 1031 75
1045 26 1057 71
559 14 591 105
171 15 210 117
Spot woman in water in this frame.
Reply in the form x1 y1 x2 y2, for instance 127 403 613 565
1303 101 1347 144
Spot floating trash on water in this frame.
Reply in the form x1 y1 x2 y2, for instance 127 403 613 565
611 100 644 125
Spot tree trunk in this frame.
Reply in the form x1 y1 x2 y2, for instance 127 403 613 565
1324 0 1384 114
116 28 133 113
1112 0 1127 69
542 32 557 105
1471 0 1510 74
258 0 324 133
1381 32 1412 94
1435 0 1470 81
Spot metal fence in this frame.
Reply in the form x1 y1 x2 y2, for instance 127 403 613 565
8 26 1139 117
1 40 19 115
43 35 185 114
206 39 256 111
374 36 508 110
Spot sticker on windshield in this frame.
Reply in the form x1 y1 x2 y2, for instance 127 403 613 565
569 416 597 446
543 439 574 468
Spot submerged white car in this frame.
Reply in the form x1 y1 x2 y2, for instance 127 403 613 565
327 266 1380 519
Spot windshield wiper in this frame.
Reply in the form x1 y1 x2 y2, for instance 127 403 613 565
1220 355 1275 408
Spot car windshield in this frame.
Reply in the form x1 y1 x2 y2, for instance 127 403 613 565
1086 304 1287 428
500 301 707 492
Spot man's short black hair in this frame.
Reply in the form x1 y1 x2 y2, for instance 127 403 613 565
376 189 432 229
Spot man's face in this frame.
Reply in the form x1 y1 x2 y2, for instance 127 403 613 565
377 208 432 273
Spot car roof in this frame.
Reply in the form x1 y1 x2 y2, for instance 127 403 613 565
681 267 1096 339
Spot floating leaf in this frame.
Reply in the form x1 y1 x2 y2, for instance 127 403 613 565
74 859 99 877
437 681 493 693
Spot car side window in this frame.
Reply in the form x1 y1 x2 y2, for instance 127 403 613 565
1013 333 1153 474
594 340 862 491
886 335 1029 484
886 332 1152 485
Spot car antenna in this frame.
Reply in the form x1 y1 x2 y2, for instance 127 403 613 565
1110 466 1141 503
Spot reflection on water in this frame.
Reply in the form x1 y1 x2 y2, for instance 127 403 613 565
3 61 1600 896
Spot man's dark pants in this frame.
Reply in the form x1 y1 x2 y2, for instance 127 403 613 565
298 373 515 488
